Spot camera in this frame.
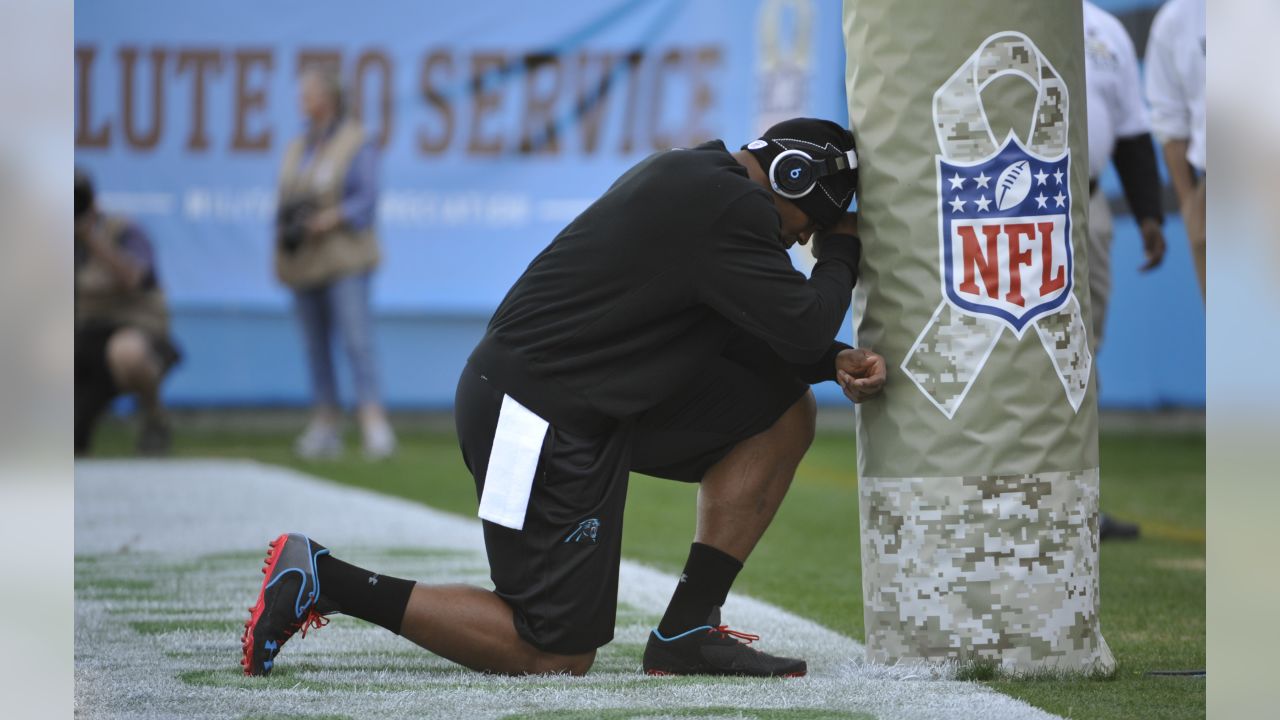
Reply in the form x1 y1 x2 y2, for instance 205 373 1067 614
277 196 318 254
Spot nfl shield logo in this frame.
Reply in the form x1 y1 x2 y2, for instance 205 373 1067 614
937 135 1072 336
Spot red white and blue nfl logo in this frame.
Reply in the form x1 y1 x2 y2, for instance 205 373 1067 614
937 135 1071 335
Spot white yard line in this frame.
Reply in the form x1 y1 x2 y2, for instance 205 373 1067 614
74 459 1062 720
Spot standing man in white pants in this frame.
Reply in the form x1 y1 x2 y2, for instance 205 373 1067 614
1145 0 1206 301
1083 1 1168 540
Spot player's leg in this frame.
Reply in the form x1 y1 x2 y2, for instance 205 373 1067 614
646 389 814 635
693 389 815 561
355 365 626 673
321 545 598 674
631 351 813 676
396 584 596 675
241 532 596 676
244 365 621 677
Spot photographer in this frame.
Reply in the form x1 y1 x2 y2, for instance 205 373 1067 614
74 169 181 455
276 65 394 460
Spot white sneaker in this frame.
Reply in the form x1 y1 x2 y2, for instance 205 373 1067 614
362 417 397 460
295 420 343 460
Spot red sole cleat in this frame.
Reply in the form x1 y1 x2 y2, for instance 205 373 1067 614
241 533 289 676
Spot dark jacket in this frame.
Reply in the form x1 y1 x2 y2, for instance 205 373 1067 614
469 140 859 433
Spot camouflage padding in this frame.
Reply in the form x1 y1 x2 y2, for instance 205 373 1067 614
845 0 1109 675
860 469 1115 672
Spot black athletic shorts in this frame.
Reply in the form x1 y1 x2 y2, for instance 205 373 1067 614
454 340 809 655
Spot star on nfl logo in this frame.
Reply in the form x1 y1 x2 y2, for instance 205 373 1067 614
937 134 1072 336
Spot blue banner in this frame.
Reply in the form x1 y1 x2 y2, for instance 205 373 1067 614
75 0 848 313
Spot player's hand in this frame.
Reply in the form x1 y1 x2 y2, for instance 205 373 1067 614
835 347 886 404
826 211 859 238
810 213 861 262
1139 217 1166 272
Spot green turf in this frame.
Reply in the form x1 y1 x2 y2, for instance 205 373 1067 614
88 419 1205 719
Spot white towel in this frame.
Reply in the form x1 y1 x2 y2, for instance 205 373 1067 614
477 394 549 530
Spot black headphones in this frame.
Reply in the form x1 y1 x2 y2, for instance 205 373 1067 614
755 141 859 199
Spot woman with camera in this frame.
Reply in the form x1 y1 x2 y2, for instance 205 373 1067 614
275 66 394 460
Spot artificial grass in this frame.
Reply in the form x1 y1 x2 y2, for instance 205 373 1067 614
87 419 1205 720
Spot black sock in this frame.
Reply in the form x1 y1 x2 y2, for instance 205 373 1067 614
656 543 743 637
316 554 416 635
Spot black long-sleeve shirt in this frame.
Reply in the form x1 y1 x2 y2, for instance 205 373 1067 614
1111 132 1163 224
468 140 858 432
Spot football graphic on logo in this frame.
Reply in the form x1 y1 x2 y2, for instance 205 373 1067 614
995 160 1032 210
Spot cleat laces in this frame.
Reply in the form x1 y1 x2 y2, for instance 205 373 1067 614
711 625 760 644
298 608 329 639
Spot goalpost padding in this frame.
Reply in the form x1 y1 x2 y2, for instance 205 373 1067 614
842 0 1114 672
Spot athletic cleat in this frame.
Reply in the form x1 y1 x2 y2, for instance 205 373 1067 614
642 624 807 678
1099 512 1140 541
241 533 331 676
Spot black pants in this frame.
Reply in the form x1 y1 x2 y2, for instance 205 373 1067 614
454 342 808 655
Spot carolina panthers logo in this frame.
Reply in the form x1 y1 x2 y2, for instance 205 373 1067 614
564 518 600 544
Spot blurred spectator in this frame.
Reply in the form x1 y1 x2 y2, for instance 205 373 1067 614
1083 0 1166 355
1145 0 1206 300
74 169 181 455
275 66 395 460
1084 1 1168 541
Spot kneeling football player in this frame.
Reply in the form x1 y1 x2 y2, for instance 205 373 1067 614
241 118 887 678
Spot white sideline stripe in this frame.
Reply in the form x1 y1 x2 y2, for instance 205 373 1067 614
74 459 1062 720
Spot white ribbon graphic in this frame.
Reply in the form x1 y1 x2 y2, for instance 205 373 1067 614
903 31 1091 419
